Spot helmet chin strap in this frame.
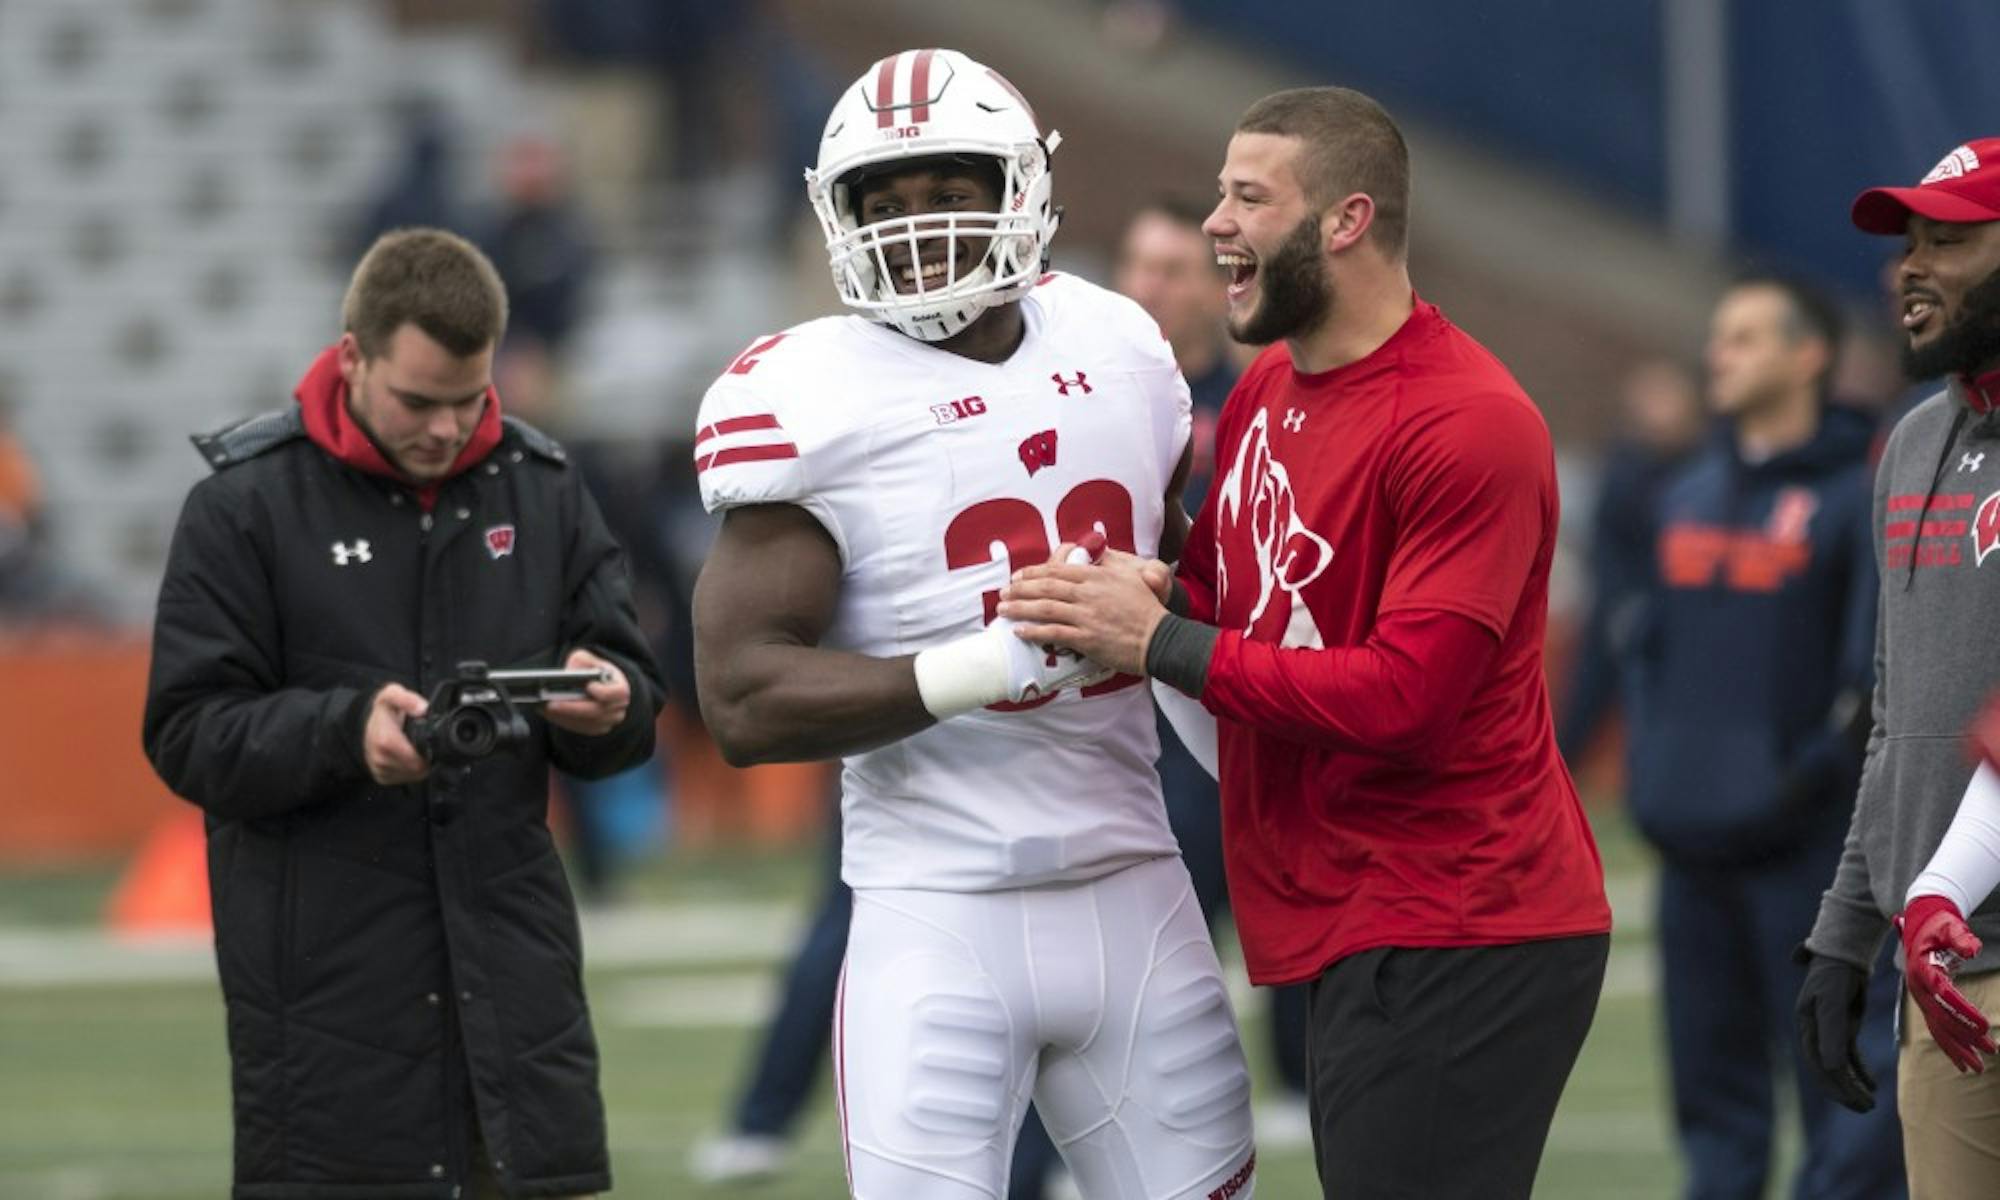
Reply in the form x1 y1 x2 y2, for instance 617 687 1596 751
885 264 999 341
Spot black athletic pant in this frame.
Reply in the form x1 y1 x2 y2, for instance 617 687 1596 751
1306 933 1609 1199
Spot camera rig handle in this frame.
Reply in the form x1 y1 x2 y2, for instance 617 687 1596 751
402 660 612 766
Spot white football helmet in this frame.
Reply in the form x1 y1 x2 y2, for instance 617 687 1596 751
806 49 1061 342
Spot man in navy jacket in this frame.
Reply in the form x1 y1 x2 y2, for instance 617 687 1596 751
1626 274 1905 1200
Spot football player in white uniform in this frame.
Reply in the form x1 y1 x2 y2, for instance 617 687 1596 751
691 48 1256 1200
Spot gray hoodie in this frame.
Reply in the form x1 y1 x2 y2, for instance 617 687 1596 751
1807 380 2000 973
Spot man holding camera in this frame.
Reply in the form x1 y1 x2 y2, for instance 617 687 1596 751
143 228 662 1199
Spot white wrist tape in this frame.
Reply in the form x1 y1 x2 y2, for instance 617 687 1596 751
913 630 1011 720
1909 761 2000 917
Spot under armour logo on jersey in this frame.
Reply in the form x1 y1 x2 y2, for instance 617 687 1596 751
1964 452 1987 473
484 525 516 559
1282 408 1306 432
1051 371 1091 396
1019 429 1059 476
331 539 372 566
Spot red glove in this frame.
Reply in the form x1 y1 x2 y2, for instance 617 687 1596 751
1899 894 1997 1073
1971 694 2000 770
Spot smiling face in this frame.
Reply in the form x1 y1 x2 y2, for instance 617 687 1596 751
850 157 1005 297
1897 215 2000 379
339 323 492 482
1203 132 1333 345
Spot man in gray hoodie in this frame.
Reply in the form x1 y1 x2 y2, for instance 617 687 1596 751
1798 136 2000 1198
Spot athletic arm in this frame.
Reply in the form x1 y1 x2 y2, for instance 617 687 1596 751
1150 608 1500 761
1006 391 1530 762
692 502 934 766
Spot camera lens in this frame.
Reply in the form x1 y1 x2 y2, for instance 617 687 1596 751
443 708 498 760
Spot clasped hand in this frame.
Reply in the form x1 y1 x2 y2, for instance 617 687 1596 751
997 543 1176 678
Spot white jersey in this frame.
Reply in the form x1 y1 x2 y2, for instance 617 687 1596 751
696 273 1192 891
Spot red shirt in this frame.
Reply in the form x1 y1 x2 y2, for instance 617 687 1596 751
1177 299 1610 984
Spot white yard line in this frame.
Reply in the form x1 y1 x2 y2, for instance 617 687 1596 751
0 900 804 989
0 882 1664 1008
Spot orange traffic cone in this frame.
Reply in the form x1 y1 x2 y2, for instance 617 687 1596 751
107 808 211 937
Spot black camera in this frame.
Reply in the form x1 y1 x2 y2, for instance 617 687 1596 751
402 660 610 766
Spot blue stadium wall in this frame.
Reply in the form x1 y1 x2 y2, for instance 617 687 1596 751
1178 0 2000 298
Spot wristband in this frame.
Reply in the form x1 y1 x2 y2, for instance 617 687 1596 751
913 630 1010 719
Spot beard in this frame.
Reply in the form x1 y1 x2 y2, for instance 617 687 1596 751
1228 214 1333 346
1904 262 2000 381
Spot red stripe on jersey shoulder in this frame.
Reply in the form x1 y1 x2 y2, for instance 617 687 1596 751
695 442 800 474
694 413 785 448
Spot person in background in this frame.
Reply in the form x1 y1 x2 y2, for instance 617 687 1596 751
0 400 47 618
1555 359 1704 765
1625 274 1901 1200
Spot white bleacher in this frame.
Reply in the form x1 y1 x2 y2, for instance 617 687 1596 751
0 0 541 621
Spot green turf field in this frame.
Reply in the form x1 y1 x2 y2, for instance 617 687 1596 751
0 813 1688 1198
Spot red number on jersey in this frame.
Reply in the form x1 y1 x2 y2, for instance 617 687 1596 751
726 334 787 375
942 480 1144 709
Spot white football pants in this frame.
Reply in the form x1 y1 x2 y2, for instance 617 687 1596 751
835 853 1257 1199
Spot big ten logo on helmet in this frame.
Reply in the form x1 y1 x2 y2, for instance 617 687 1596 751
930 395 988 425
1215 408 1332 648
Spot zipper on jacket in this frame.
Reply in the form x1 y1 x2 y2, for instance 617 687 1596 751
276 830 296 1172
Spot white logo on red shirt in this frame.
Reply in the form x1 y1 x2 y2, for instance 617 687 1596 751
1282 407 1306 432
1215 407 1332 648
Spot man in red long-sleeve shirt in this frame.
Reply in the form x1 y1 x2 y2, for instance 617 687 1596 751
1000 86 1612 1199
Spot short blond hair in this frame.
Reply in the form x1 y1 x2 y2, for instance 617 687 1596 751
341 228 508 359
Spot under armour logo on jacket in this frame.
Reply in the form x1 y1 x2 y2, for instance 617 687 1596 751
331 540 372 566
1051 371 1091 396
1963 452 1986 473
1282 408 1306 433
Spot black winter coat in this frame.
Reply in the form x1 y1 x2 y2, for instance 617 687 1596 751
143 408 663 1198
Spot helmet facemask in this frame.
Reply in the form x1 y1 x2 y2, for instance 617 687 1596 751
810 145 1055 343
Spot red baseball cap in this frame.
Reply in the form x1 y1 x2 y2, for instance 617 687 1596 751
1853 138 2000 234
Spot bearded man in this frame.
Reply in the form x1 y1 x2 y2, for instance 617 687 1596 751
999 86 1612 1200
1796 138 2000 1200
